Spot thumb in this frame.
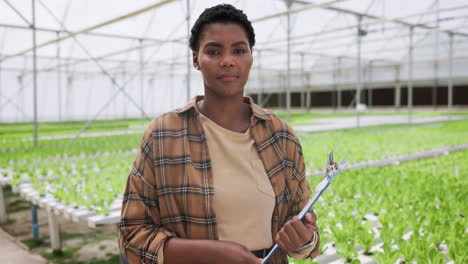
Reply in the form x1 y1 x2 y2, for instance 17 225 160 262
304 212 316 226
305 213 312 223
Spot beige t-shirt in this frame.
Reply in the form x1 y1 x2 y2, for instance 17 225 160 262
198 111 316 259
198 112 276 251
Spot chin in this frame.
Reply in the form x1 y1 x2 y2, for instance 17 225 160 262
206 83 245 98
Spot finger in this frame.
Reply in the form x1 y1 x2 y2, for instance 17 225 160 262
256 258 263 264
284 220 303 249
290 216 313 242
276 230 294 252
276 238 287 252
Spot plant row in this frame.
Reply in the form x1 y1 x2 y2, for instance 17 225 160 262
291 149 467 264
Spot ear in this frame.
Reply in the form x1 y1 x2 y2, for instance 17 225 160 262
192 51 199 70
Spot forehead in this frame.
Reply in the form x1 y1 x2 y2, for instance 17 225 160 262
199 22 249 45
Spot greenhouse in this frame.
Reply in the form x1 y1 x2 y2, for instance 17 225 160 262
0 0 467 263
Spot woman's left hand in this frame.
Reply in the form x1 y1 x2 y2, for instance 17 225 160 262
275 212 317 252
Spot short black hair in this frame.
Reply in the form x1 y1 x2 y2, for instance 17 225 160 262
189 4 255 51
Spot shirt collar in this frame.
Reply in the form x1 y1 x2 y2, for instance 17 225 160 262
175 95 272 121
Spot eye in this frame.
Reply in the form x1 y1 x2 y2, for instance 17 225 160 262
207 49 220 55
234 48 246 54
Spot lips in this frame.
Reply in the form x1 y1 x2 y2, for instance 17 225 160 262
218 73 239 82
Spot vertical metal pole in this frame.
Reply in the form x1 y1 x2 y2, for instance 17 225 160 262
66 72 72 119
300 52 305 109
139 39 144 119
32 204 39 241
332 57 337 111
32 0 38 147
356 15 363 128
148 78 154 116
0 62 2 122
305 73 311 109
433 0 439 109
122 63 127 118
337 57 342 111
170 63 175 109
284 1 293 119
56 31 62 122
368 60 373 111
0 186 7 224
408 26 414 124
395 65 401 112
186 0 191 102
448 32 453 120
257 50 263 106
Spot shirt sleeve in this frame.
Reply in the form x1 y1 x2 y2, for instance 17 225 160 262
284 123 320 260
119 127 176 264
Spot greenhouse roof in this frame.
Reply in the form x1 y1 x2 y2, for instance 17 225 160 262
1 0 467 72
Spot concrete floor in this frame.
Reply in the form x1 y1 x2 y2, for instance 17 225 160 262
0 227 47 264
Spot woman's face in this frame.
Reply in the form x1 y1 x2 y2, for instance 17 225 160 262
193 22 253 98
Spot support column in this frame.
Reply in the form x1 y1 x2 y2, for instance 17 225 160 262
32 204 40 241
0 62 2 122
122 63 127 119
0 186 7 224
139 39 144 119
355 15 364 127
148 78 155 116
448 32 453 120
300 52 305 108
332 57 337 110
305 73 311 109
65 59 72 119
433 0 439 109
186 0 191 102
285 0 293 121
56 31 62 122
47 207 62 254
408 26 414 124
32 0 38 147
257 50 263 106
395 65 401 111
337 57 342 111
368 61 373 111
278 74 284 108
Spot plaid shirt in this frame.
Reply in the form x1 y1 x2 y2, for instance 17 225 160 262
119 96 320 264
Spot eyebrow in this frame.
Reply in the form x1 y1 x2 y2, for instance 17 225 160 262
203 41 248 48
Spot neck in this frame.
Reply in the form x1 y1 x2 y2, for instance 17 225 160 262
198 92 251 132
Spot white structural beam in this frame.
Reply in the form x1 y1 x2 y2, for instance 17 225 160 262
3 0 32 26
251 0 346 23
266 4 468 44
0 0 176 63
0 22 177 43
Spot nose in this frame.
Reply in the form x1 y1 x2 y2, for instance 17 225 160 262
220 53 235 67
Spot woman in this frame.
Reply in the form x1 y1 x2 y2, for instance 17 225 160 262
119 4 320 264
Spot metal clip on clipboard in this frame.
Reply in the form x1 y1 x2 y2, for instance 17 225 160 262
261 151 348 264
